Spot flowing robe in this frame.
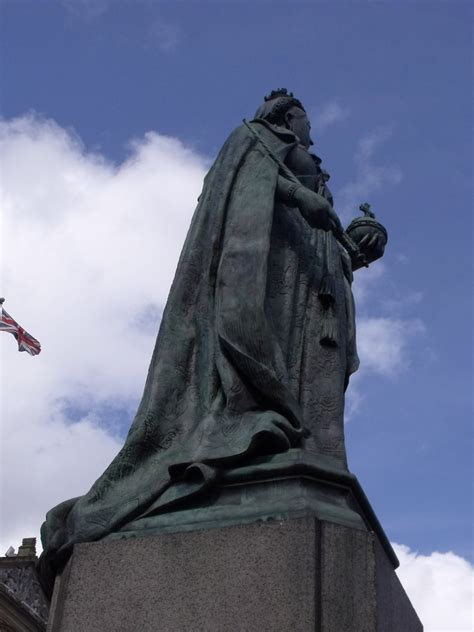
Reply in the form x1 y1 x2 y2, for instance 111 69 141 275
39 120 359 583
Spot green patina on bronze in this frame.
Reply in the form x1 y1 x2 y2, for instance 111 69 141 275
39 89 388 593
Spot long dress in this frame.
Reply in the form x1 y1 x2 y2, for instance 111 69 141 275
267 142 358 462
39 119 359 586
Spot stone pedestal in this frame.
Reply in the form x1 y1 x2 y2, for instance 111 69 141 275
47 517 423 632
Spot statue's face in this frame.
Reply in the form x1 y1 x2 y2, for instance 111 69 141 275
285 106 313 149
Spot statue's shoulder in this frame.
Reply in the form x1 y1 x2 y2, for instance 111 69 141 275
224 119 298 146
215 123 255 157
208 120 297 182
249 118 298 145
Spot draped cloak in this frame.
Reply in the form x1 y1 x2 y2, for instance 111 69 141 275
39 120 359 584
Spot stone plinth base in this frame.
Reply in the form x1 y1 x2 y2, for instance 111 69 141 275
47 518 422 632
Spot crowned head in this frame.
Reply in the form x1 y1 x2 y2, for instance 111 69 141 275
255 88 313 148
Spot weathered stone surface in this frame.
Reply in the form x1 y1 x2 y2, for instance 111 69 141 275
0 539 49 632
374 538 423 632
319 521 378 630
102 448 398 571
48 518 423 632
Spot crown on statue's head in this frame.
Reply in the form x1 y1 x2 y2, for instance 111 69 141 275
255 89 305 122
264 88 295 102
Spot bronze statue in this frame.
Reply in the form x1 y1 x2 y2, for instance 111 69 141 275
39 89 387 592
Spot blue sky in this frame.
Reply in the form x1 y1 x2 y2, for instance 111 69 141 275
1 1 472 626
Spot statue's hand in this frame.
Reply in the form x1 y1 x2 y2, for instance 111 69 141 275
294 187 343 233
354 227 386 263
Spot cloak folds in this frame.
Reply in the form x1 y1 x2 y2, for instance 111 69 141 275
39 120 358 585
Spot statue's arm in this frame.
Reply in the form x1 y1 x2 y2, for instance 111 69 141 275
276 175 343 233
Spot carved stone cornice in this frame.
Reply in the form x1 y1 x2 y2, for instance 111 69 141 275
0 559 48 631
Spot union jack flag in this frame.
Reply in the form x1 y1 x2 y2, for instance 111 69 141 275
0 300 41 356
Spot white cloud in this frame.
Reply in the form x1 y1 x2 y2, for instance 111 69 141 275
381 290 424 316
344 308 424 421
396 252 410 265
345 261 425 419
337 127 402 221
0 113 208 553
312 101 350 134
147 18 181 53
60 2 181 53
61 0 110 20
344 371 365 421
351 250 424 375
356 316 425 376
352 259 388 306
394 543 474 631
